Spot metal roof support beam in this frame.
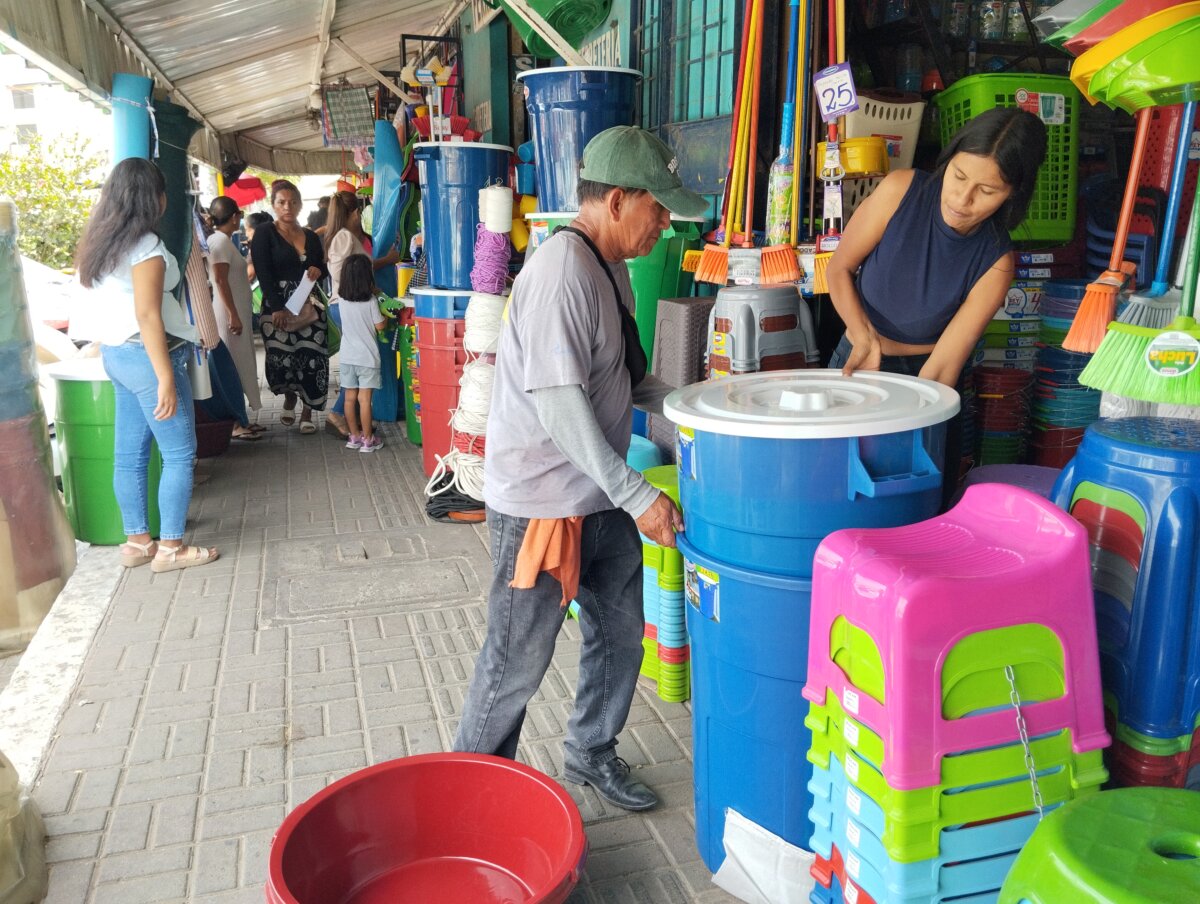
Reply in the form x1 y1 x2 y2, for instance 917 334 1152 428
330 37 410 101
311 0 338 96
78 0 218 135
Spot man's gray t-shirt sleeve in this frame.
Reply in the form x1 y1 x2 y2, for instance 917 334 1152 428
534 384 659 519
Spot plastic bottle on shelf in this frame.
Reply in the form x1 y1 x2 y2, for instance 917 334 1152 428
1005 0 1029 39
943 1 970 38
897 44 923 93
976 0 1006 40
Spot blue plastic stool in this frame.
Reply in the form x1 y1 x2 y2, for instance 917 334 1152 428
1051 417 1200 739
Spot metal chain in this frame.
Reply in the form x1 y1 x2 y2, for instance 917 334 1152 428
1005 664 1046 820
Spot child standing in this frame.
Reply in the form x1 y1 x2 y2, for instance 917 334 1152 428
334 254 387 451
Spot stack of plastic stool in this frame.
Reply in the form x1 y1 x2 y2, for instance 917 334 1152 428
804 484 1110 903
998 787 1200 903
646 297 716 461
638 465 689 703
1051 417 1200 790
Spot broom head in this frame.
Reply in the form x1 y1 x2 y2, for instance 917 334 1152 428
760 245 801 285
1062 270 1127 353
681 249 702 273
1080 316 1200 406
1118 287 1180 330
694 243 730 286
811 252 833 294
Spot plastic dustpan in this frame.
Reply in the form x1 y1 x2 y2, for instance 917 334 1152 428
1070 2 1200 101
1086 16 1200 106
1064 0 1195 55
1046 0 1125 49
1035 0 1113 38
1101 18 1200 110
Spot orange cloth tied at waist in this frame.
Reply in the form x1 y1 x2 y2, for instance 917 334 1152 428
510 516 584 608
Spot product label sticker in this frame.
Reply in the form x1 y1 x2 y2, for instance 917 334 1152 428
876 133 903 160
843 688 860 714
1145 332 1200 377
846 786 862 815
676 428 696 480
813 62 859 122
846 851 861 880
845 882 860 904
1015 88 1065 125
843 719 860 746
845 753 859 782
685 560 720 621
846 818 861 848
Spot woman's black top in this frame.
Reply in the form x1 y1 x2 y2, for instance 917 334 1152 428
249 223 328 313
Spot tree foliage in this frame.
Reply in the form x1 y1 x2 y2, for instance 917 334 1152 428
0 134 105 269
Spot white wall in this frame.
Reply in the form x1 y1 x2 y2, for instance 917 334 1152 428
0 53 111 158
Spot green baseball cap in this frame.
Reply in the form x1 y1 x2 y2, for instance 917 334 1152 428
579 126 708 219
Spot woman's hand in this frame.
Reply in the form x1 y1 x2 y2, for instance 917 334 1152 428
306 265 321 281
155 375 178 421
841 330 883 377
228 311 243 335
271 310 290 329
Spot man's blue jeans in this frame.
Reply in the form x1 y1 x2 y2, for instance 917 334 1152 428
101 341 196 540
454 507 646 769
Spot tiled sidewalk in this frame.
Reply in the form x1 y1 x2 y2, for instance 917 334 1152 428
27 394 740 903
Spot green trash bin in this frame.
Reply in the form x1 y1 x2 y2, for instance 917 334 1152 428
524 213 704 368
46 358 162 545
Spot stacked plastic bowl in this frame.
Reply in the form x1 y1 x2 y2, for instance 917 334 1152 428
974 367 1035 465
1031 280 1102 467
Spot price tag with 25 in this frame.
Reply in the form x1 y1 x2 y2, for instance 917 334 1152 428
813 62 859 122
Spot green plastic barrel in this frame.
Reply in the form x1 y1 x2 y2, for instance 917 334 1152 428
398 322 421 446
524 213 703 367
47 358 161 545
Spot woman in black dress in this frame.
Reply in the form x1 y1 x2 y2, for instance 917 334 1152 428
250 179 330 432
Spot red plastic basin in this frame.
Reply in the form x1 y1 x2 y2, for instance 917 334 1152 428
266 753 587 904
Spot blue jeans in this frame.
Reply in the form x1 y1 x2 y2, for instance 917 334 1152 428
101 342 197 540
454 507 646 768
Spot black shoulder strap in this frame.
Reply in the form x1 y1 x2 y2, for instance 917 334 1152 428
554 225 624 310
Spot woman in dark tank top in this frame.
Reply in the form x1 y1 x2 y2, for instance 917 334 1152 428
826 107 1047 388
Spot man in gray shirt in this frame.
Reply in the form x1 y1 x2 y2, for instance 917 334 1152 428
453 127 706 810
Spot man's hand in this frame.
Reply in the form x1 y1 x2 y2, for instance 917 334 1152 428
636 492 683 548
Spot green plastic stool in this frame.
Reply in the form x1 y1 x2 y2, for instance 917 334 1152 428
999 788 1200 903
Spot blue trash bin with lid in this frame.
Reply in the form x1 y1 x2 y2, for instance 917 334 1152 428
515 67 641 212
413 142 512 290
663 370 960 872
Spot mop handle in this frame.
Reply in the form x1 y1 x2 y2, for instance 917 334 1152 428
1152 101 1197 286
1182 177 1200 319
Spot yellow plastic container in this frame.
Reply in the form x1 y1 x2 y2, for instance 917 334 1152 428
816 136 890 176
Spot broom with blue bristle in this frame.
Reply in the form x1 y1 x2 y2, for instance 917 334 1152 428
1080 178 1200 407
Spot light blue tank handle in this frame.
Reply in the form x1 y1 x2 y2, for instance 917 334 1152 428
846 432 942 500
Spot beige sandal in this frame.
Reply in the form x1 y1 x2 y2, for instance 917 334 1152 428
119 539 157 568
151 544 219 573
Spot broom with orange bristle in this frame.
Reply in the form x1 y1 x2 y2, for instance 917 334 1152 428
694 0 758 286
1062 106 1153 353
761 0 804 284
810 0 845 294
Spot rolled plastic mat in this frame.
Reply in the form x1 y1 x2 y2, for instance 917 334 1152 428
496 0 611 58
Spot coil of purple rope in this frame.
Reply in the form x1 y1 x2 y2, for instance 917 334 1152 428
470 223 511 295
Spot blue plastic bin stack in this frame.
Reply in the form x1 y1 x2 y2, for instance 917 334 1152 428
639 465 689 702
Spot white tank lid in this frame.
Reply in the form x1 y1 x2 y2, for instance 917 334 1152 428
664 370 960 439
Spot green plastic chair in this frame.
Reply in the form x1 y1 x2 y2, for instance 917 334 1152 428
999 787 1200 903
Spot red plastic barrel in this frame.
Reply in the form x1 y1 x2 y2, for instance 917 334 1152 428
266 753 587 904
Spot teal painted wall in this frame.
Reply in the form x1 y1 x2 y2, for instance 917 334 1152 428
460 10 512 147
578 0 633 67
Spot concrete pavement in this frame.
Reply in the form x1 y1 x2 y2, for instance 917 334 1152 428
14 391 741 903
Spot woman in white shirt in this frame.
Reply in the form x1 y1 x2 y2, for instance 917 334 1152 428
206 196 263 437
73 158 218 572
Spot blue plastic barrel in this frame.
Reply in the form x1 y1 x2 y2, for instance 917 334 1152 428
679 534 815 871
414 143 512 290
410 287 473 320
515 67 641 212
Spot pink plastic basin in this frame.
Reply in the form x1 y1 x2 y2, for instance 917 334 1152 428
266 753 587 904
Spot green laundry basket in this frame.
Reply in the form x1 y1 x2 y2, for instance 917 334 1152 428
47 358 162 545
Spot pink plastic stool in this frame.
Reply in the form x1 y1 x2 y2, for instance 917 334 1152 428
803 484 1110 790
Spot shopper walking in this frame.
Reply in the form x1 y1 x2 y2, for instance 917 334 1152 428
249 180 329 433
453 127 705 811
206 196 263 438
71 157 218 572
333 254 386 452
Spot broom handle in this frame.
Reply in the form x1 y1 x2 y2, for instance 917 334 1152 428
719 0 756 233
790 0 809 246
1153 101 1197 286
1182 176 1200 319
1108 108 1152 271
742 0 764 246
729 0 759 241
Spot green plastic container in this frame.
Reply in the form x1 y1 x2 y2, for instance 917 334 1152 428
999 787 1200 903
496 0 611 59
48 358 161 545
398 321 421 446
524 214 703 367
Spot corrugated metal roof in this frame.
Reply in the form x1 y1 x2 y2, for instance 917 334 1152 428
0 0 465 172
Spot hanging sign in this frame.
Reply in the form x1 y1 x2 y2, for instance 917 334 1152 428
813 62 859 122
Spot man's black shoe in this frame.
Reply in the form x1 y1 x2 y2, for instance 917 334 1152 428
563 756 658 811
